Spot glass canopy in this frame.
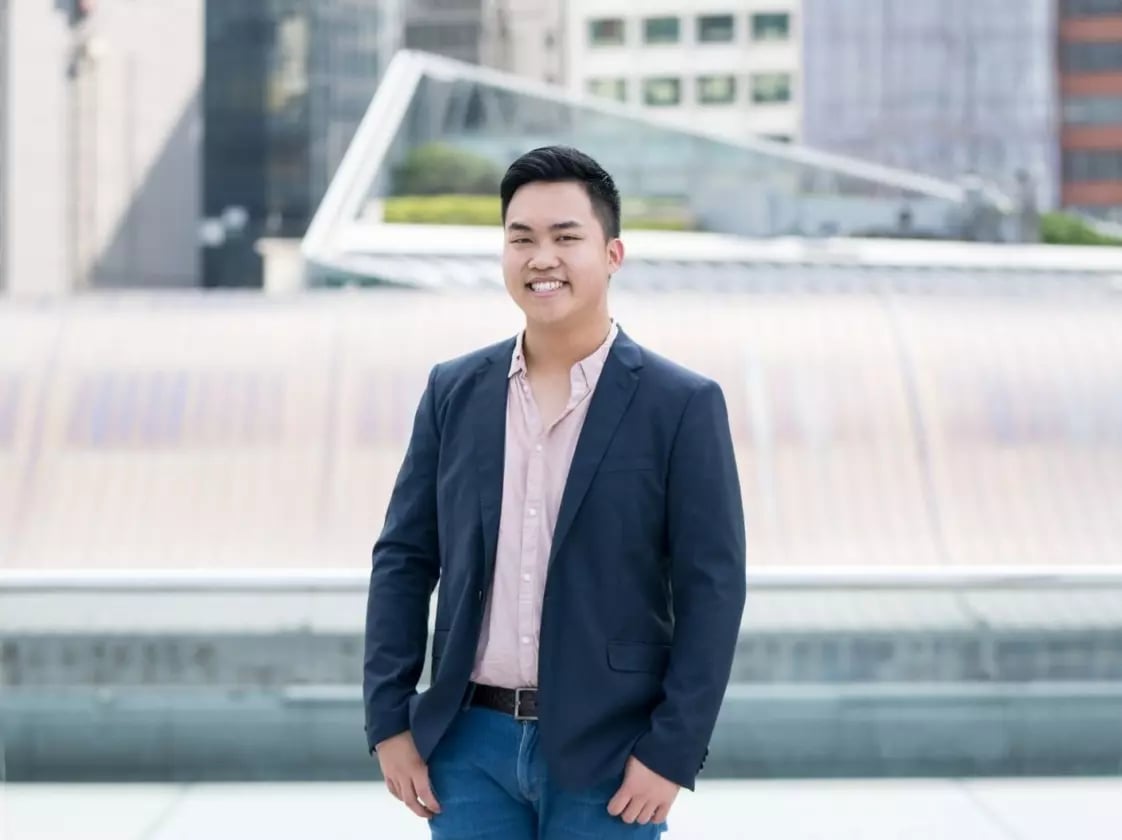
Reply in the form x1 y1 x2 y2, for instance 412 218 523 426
302 51 1012 282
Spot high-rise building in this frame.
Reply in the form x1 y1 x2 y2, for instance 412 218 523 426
2 0 205 297
564 0 802 143
483 0 565 85
203 0 402 287
802 0 1058 210
1059 0 1122 219
404 0 485 65
0 0 10 294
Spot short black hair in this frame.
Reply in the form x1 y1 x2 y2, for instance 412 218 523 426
500 146 621 240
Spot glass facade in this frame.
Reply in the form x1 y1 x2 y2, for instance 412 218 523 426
204 0 397 286
698 14 735 43
802 0 1058 209
403 0 483 64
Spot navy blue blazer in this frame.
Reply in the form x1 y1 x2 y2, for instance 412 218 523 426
363 328 746 791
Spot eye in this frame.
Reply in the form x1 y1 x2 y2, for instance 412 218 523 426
558 235 580 242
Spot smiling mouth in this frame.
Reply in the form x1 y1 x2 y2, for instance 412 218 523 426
527 279 567 293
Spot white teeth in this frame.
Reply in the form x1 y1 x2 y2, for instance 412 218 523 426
530 281 563 292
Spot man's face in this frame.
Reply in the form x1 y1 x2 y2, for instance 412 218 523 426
501 181 623 329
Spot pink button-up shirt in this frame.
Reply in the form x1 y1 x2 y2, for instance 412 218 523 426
471 322 619 689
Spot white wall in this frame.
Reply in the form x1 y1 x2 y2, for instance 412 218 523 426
3 0 202 298
484 0 565 84
564 0 801 142
5 1 72 297
91 0 203 289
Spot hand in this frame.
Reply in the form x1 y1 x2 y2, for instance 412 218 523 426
375 731 442 819
607 756 680 825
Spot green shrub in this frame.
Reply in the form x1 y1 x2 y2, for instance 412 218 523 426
1040 212 1122 246
383 195 694 230
383 195 501 225
391 144 502 196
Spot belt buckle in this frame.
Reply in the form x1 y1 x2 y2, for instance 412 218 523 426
513 687 537 721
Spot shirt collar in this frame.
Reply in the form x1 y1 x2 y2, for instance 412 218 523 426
509 320 619 382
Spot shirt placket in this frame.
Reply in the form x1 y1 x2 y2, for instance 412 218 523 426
518 372 543 685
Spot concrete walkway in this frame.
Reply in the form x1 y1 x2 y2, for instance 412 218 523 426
4 777 1122 839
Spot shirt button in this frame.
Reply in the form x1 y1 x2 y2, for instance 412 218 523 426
521 636 531 645
535 443 543 452
528 508 537 516
522 573 531 582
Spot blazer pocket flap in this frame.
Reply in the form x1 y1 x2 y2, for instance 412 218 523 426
607 641 671 673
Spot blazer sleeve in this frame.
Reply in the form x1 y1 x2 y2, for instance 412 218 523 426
363 364 443 753
631 379 747 789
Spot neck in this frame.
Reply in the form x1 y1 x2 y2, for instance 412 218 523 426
523 312 612 373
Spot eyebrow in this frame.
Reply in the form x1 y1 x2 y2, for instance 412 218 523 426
507 220 584 233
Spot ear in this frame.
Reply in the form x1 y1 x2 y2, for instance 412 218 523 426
606 238 624 275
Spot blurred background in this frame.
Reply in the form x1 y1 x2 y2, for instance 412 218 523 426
2 1 1122 838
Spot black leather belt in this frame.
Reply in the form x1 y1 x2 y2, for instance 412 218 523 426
469 683 539 720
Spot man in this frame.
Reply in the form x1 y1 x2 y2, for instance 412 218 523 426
364 146 746 839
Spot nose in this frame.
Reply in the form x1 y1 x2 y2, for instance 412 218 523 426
527 244 560 271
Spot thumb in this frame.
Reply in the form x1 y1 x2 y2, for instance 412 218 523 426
414 768 442 814
607 781 631 817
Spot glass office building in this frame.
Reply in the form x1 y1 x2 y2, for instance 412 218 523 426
204 0 401 286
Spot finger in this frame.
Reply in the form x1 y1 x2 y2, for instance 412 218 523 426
650 803 670 824
385 777 402 801
621 796 647 825
414 771 442 814
636 801 662 825
607 787 631 818
403 777 437 819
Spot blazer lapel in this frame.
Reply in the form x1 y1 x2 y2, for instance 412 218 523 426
472 342 514 586
549 331 643 565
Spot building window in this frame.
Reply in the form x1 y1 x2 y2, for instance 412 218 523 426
1061 42 1122 73
644 16 680 45
643 77 681 106
1062 0 1122 17
751 72 792 104
751 12 790 41
589 18 624 46
697 14 735 43
1064 96 1122 125
1064 150 1122 181
587 77 628 102
698 75 737 104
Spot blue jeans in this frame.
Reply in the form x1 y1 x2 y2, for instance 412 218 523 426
427 706 668 840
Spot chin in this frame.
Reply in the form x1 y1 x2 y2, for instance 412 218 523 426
521 295 576 321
